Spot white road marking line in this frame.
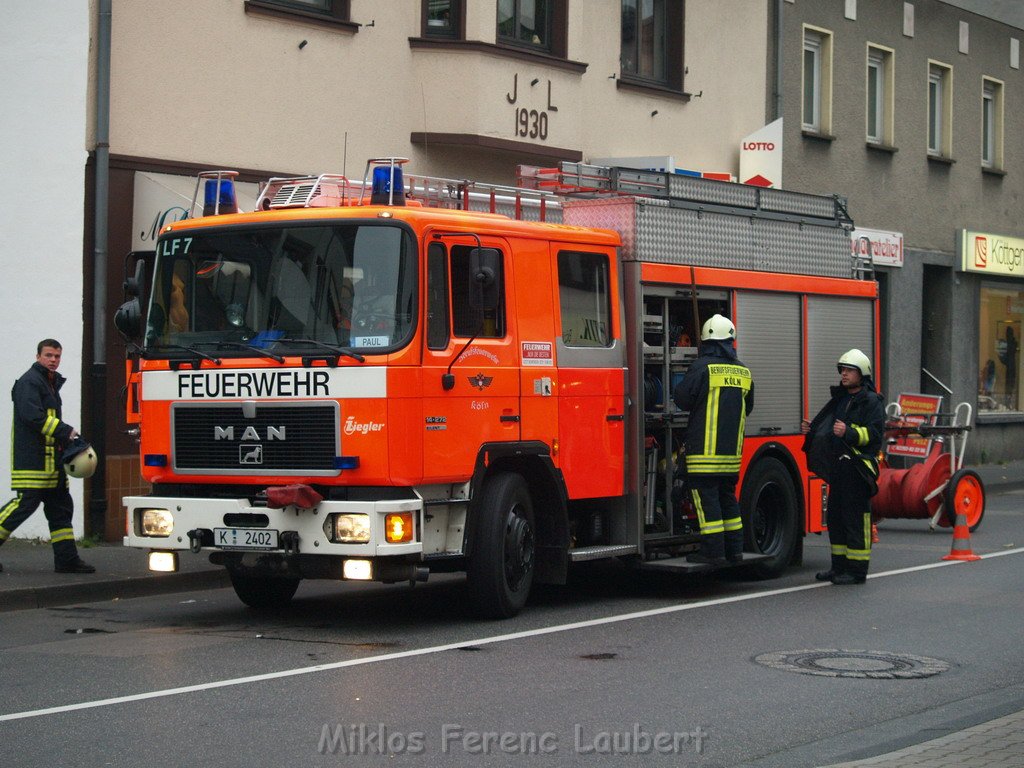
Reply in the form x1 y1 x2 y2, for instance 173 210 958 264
3 547 1021 723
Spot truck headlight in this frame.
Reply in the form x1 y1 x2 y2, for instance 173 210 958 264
140 508 173 537
326 513 371 543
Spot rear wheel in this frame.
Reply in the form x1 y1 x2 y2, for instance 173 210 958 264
467 472 536 619
740 457 799 579
944 468 985 532
228 568 300 610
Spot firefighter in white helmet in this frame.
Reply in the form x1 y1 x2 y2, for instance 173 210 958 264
801 349 884 585
672 314 754 565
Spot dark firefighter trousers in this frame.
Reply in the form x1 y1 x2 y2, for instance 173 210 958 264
827 454 873 577
689 476 743 559
0 485 80 566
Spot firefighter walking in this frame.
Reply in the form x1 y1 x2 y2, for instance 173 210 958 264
801 349 884 585
673 315 754 565
0 340 95 573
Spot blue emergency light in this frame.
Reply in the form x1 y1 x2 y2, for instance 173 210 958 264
203 178 238 216
370 165 405 206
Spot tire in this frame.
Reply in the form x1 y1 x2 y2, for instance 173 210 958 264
944 468 985 532
740 457 799 579
467 472 536 619
228 568 300 610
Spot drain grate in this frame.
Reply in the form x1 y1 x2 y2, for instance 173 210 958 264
754 649 950 679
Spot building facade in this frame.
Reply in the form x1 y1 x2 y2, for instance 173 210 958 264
0 2 90 539
777 0 1024 463
83 0 771 538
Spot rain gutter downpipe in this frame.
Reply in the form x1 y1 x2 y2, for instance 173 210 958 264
91 0 112 537
774 0 783 121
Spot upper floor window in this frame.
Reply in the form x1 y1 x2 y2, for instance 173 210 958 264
423 0 464 39
982 77 1004 170
620 0 684 90
244 0 353 29
866 44 894 146
498 0 552 51
802 26 833 135
928 60 953 158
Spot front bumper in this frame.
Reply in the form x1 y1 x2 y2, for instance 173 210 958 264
122 494 422 558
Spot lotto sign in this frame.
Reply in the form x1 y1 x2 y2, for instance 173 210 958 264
887 393 943 458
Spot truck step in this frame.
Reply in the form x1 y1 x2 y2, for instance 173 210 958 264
638 552 770 574
569 544 639 562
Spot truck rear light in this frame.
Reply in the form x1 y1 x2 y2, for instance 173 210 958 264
149 551 179 572
384 512 414 543
140 509 174 537
343 559 373 580
325 513 371 543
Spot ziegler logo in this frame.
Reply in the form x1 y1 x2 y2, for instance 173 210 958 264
975 236 988 268
344 416 384 435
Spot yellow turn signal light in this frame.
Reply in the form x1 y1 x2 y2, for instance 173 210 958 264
384 512 414 543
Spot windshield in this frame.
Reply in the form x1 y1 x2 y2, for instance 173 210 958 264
145 223 416 354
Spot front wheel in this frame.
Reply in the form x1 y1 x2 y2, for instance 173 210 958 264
467 472 536 619
740 457 799 579
944 468 985 532
228 568 300 610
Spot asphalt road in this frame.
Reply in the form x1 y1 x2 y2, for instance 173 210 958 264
1 490 1022 768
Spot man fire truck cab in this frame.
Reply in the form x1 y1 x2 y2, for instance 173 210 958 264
115 157 878 618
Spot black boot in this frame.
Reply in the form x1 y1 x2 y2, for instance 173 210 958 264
687 552 727 565
55 558 96 574
831 572 866 585
815 570 835 582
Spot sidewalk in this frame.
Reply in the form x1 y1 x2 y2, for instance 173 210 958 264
0 538 227 613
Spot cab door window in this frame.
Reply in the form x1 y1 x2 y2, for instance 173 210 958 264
451 244 505 338
557 250 611 347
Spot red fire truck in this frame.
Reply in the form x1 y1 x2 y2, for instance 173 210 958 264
115 158 878 617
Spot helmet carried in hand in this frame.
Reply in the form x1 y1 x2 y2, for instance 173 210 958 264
63 438 98 479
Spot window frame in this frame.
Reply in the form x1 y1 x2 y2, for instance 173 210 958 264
981 76 1004 170
866 43 895 147
244 0 356 32
618 0 685 94
802 25 833 136
927 60 953 159
496 0 566 57
421 0 465 40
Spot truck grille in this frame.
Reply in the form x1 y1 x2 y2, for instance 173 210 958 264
172 403 339 475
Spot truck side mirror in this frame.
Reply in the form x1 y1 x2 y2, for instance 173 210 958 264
469 247 501 310
124 259 146 298
114 297 143 341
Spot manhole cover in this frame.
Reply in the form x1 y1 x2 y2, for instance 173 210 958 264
754 649 950 679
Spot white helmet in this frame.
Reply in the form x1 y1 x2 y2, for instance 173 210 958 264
837 349 872 377
701 314 736 341
63 440 98 479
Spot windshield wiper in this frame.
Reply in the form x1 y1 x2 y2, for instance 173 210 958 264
208 341 285 363
146 343 222 367
273 338 365 363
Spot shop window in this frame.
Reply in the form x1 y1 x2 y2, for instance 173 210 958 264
620 0 684 91
928 60 953 158
978 285 1023 413
802 26 833 135
558 251 611 347
423 0 464 39
866 44 895 146
982 77 1004 170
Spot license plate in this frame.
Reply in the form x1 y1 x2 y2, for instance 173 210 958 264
213 528 279 550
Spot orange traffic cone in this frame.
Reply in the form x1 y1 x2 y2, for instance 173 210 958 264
871 524 880 544
942 512 981 562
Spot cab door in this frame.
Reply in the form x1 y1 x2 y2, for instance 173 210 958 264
420 235 520 483
551 246 626 499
